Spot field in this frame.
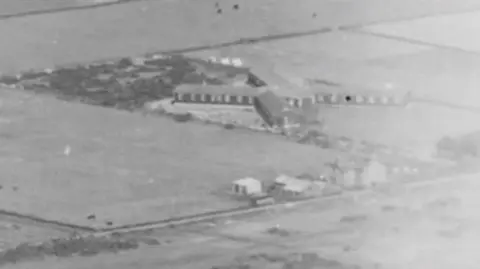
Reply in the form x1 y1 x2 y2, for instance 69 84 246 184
166 99 480 158
0 215 67 252
1 0 480 73
1 87 354 229
0 0 109 18
0 0 480 268
185 14 480 107
5 173 480 269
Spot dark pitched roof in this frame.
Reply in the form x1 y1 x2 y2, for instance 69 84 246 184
253 89 287 118
253 89 311 127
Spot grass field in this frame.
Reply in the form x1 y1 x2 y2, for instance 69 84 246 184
0 0 480 267
186 20 480 107
8 173 480 269
0 0 103 17
354 10 480 107
1 0 480 73
0 87 349 229
0 216 67 252
320 104 480 155
211 174 480 269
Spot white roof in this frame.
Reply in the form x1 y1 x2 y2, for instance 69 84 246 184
275 175 297 185
283 180 312 193
276 175 312 193
233 177 261 186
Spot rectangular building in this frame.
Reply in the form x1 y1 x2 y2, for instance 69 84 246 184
173 85 260 106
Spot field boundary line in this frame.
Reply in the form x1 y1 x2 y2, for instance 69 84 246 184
339 6 480 30
0 209 95 233
2 6 480 77
411 98 480 114
346 28 480 56
0 0 150 20
1 0 480 27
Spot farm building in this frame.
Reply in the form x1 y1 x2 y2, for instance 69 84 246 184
253 89 307 128
345 159 388 187
299 96 320 124
256 89 409 109
274 174 300 185
323 157 388 188
284 96 304 108
342 166 365 188
362 159 388 185
309 84 411 107
274 175 318 196
380 154 422 176
189 57 250 78
248 64 298 90
232 177 263 196
253 89 286 127
189 57 267 87
283 180 312 195
173 85 261 106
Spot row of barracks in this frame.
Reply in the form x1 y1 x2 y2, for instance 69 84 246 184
172 85 409 108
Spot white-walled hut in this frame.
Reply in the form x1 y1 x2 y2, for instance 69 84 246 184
274 175 314 196
283 180 312 195
342 158 388 187
324 157 388 188
362 158 388 185
232 177 263 196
